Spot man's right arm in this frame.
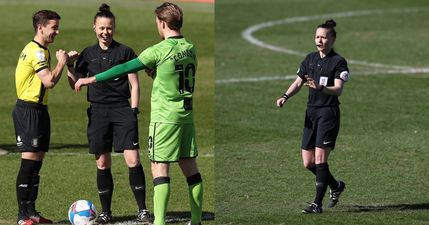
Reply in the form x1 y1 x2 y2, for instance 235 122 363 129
95 58 146 82
74 58 146 92
36 49 68 88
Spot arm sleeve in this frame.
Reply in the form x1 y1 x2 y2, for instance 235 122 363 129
335 58 350 81
95 58 146 82
297 55 309 81
75 51 88 76
33 49 49 73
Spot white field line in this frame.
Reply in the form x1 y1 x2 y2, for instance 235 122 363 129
216 69 429 84
217 8 429 85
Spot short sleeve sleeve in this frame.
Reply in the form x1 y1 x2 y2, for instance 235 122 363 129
125 47 137 61
75 49 89 77
335 58 350 82
138 46 159 70
297 54 311 81
32 49 49 73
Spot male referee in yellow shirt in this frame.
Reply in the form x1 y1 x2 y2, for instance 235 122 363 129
13 10 70 225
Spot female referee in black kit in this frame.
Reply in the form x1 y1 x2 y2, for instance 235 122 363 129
276 19 349 214
66 4 151 224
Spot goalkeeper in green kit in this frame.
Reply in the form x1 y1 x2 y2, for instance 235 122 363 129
75 2 203 225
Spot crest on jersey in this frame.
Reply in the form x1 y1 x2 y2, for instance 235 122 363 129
31 138 39 147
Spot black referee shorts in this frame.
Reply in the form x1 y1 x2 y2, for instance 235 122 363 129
301 106 340 150
12 99 51 152
87 104 139 154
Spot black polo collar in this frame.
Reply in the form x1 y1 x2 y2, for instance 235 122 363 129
96 39 119 53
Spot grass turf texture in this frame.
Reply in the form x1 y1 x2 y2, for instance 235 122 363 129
0 0 213 224
216 0 429 224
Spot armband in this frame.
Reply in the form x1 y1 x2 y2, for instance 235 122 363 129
340 71 350 82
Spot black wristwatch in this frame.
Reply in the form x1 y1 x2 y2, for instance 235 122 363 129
132 107 140 114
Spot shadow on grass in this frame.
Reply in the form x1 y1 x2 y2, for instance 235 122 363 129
55 211 215 224
346 203 429 212
0 143 88 152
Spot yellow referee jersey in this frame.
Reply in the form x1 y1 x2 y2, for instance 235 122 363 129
15 40 50 105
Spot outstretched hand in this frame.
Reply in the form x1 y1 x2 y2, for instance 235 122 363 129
74 77 96 92
304 75 320 90
67 51 79 64
56 49 68 64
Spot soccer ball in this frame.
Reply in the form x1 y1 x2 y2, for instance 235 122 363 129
68 200 97 225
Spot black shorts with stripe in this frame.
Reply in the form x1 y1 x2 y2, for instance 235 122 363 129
301 106 340 150
12 99 51 152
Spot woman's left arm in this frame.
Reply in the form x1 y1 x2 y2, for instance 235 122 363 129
304 76 345 96
320 78 344 96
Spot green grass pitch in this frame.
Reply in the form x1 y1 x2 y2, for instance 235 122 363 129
0 0 213 224
215 0 429 224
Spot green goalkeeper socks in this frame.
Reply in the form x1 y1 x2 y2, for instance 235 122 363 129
153 177 171 225
189 182 203 224
187 173 203 224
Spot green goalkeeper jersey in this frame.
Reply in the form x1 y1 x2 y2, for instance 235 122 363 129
138 36 197 124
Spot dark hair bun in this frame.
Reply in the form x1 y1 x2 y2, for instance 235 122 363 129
325 19 336 27
99 3 110 12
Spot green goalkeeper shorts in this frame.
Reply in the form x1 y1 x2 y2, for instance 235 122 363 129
148 122 198 162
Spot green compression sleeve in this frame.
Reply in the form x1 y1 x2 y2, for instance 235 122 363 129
95 58 146 82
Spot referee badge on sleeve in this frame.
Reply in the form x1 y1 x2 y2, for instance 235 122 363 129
340 71 350 82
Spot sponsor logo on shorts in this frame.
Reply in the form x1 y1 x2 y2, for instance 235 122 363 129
31 138 39 147
17 136 23 147
323 141 332 145
148 136 153 149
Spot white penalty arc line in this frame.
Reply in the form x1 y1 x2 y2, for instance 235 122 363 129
242 8 429 70
217 8 429 85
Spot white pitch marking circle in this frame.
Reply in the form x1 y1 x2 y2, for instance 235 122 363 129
242 8 429 72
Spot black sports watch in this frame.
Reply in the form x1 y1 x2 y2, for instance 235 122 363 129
132 107 140 114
